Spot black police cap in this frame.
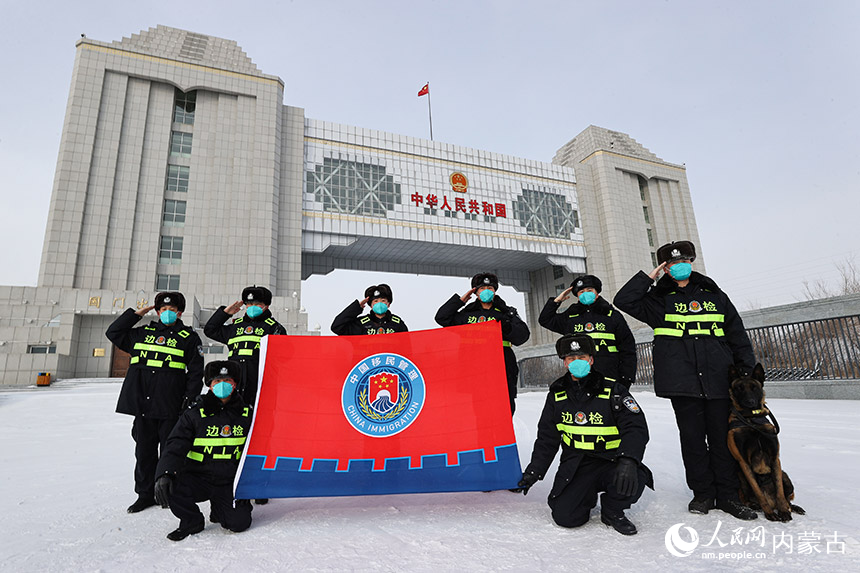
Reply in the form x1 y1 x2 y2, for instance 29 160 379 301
471 272 499 290
656 240 697 265
555 334 596 358
154 292 186 312
204 360 241 384
242 285 272 305
570 274 602 294
364 284 393 304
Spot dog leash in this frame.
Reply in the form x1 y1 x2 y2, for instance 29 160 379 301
730 405 781 437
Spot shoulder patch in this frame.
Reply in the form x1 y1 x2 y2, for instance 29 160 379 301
623 396 641 414
177 329 190 338
359 316 371 324
265 318 275 325
391 316 401 323
234 317 244 324
554 390 567 402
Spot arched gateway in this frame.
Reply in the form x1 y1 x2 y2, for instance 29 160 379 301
0 26 701 385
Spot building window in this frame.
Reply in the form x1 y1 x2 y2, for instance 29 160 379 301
170 132 193 156
555 283 567 296
642 206 650 225
201 345 225 355
553 266 564 280
307 158 401 217
156 274 181 290
166 165 190 192
512 188 579 239
651 252 658 268
28 345 56 354
647 228 654 247
159 236 184 264
174 89 196 125
163 200 187 226
638 176 648 201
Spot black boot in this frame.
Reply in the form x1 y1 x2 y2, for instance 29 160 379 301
688 495 715 515
716 499 758 521
127 496 156 513
167 521 205 541
601 510 638 536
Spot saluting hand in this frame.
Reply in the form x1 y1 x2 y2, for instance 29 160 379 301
648 262 667 281
554 286 573 304
224 301 244 315
460 288 477 303
359 297 370 309
135 305 155 317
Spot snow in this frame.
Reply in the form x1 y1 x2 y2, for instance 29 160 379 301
2 380 859 572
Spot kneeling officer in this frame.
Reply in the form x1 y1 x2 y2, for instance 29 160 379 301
154 361 253 541
517 335 653 535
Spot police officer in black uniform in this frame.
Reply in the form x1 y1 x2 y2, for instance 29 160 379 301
516 335 652 535
435 272 530 415
106 292 204 514
331 283 408 335
204 285 286 407
614 240 757 520
153 361 253 541
539 274 637 387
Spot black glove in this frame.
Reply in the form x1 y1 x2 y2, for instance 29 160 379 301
613 457 638 497
154 474 175 508
515 470 540 495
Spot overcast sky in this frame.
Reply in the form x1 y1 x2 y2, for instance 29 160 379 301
1 1 858 333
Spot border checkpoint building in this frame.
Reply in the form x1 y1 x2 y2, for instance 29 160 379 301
0 26 702 386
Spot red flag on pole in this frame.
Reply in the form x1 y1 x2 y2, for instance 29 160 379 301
417 83 429 97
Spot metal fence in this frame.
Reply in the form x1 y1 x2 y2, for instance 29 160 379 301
520 314 860 388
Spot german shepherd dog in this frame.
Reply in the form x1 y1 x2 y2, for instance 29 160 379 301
727 364 805 522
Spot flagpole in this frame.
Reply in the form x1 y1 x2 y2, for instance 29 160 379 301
426 82 433 140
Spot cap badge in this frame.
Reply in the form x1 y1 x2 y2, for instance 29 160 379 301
247 293 254 300
164 296 171 303
374 290 380 297
219 367 228 375
671 249 680 257
483 278 490 284
570 341 580 351
576 281 583 287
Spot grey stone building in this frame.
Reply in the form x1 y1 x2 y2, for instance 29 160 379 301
0 26 700 385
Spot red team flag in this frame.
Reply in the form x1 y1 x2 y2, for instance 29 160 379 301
417 82 429 97
234 322 521 498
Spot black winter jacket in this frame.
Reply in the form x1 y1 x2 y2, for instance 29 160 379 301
156 391 252 486
524 370 652 499
331 300 408 335
538 296 637 386
434 293 530 347
107 308 204 419
613 271 755 399
204 307 286 404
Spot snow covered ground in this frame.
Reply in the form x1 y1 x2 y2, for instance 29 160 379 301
2 380 859 572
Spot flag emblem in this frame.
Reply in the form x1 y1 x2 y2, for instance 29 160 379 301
342 353 426 438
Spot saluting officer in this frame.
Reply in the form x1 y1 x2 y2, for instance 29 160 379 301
204 286 286 407
435 272 530 415
106 291 204 514
538 274 637 387
614 240 757 520
331 283 408 335
153 361 253 541
516 335 652 536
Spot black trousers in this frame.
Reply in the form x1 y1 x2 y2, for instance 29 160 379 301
131 416 176 497
504 350 518 416
670 396 740 501
168 472 252 532
548 457 647 528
